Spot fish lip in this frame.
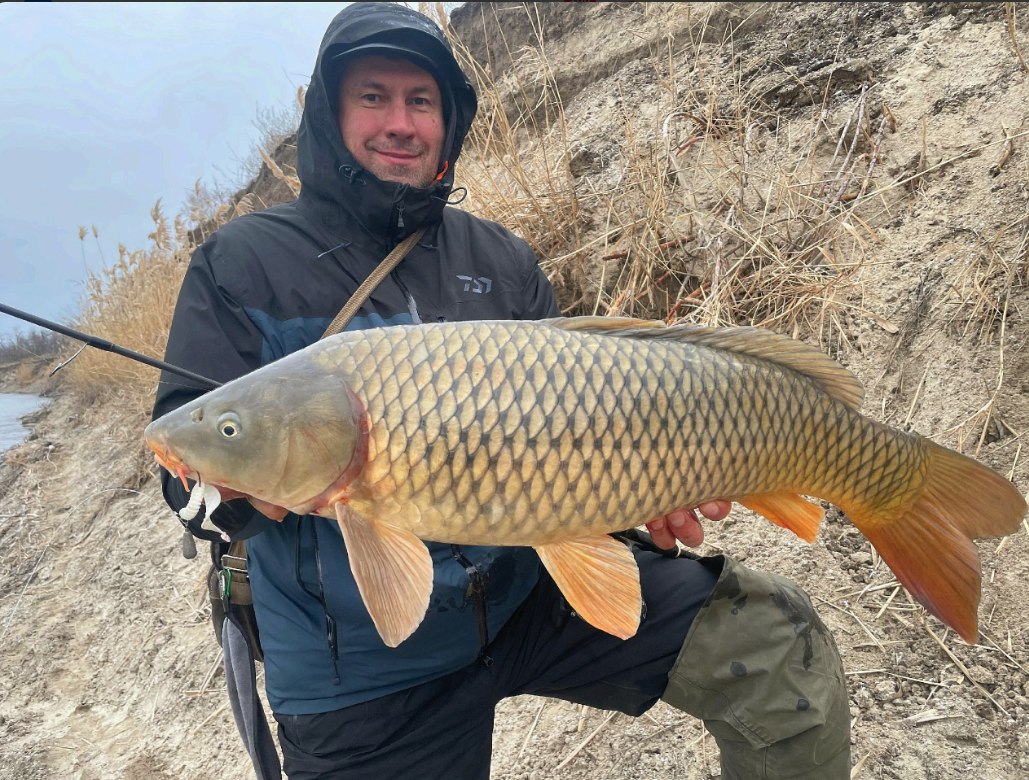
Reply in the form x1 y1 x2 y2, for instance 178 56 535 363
148 442 183 473
148 443 201 488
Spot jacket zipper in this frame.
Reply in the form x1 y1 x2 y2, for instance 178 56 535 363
388 185 408 243
294 520 342 684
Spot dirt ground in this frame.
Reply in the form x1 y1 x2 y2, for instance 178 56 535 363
2 3 1029 779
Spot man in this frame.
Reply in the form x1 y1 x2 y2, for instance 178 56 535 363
153 4 850 778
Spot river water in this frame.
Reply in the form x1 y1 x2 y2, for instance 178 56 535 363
0 392 47 453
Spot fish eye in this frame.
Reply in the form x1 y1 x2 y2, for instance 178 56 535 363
217 412 242 439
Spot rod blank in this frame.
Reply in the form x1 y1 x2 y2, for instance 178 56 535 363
0 302 221 389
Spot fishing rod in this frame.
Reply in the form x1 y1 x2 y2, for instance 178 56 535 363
0 302 221 390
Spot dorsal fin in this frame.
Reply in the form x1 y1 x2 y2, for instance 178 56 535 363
543 315 665 331
549 316 864 410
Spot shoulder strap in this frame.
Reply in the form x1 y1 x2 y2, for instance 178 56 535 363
321 227 427 339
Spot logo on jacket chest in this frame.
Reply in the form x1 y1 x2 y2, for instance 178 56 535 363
456 275 492 294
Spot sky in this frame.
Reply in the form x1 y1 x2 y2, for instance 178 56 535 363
0 2 353 341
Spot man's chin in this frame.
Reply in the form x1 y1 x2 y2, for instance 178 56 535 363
368 162 435 189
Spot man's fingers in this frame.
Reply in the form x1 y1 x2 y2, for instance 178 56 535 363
667 508 705 547
645 501 733 549
646 508 705 548
697 499 732 521
645 516 677 549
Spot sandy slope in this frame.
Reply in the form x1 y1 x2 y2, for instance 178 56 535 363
2 3 1028 778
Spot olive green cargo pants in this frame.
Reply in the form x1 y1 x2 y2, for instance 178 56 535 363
662 555 851 779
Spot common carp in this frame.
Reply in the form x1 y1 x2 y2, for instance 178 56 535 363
145 317 1026 647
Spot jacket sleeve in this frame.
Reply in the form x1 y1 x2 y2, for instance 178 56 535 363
151 238 277 541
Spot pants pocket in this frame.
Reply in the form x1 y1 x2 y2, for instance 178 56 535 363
662 555 849 754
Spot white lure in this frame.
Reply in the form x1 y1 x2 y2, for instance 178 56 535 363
178 479 224 525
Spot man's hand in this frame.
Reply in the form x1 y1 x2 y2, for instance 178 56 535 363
646 500 732 549
248 497 290 521
216 486 290 521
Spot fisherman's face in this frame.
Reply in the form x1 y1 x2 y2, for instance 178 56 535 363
338 55 445 188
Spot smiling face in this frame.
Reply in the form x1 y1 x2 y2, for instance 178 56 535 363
337 54 445 188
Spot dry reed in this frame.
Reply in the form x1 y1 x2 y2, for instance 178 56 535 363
441 3 895 354
50 2 1026 475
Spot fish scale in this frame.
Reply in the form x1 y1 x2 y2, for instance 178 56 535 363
347 322 868 544
144 316 1027 647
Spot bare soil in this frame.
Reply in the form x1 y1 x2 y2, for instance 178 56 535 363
2 3 1028 779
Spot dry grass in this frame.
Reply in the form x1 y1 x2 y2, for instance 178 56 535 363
439 3 903 355
942 217 1027 345
49 2 1027 473
1006 1 1029 72
444 4 584 261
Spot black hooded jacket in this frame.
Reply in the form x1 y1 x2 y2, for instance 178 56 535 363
152 3 558 714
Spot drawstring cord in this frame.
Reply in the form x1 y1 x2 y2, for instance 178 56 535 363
450 545 493 666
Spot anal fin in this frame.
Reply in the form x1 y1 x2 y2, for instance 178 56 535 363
739 493 824 542
335 502 434 648
535 535 642 640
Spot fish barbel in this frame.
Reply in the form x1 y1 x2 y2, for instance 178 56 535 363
145 317 1026 647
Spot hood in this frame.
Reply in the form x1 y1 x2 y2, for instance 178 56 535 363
296 2 478 245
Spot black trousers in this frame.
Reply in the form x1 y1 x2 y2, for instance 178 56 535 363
274 548 719 780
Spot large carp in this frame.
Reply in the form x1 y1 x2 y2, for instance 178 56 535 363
145 317 1026 647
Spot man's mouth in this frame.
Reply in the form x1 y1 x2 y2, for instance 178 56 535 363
372 147 421 162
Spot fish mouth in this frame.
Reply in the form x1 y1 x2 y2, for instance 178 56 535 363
147 439 197 492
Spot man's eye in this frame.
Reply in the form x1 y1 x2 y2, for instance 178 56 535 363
361 93 381 103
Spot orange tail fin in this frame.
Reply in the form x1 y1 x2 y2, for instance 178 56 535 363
852 442 1026 644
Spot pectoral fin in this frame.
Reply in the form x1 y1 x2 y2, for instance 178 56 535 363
740 493 824 542
535 535 642 640
335 502 433 648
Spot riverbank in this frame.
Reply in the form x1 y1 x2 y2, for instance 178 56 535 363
1 4 1027 779
0 357 54 396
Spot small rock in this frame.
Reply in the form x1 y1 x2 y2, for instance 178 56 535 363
974 702 996 720
970 665 996 686
849 551 873 567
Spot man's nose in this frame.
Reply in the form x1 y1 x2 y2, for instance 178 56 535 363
382 102 416 138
